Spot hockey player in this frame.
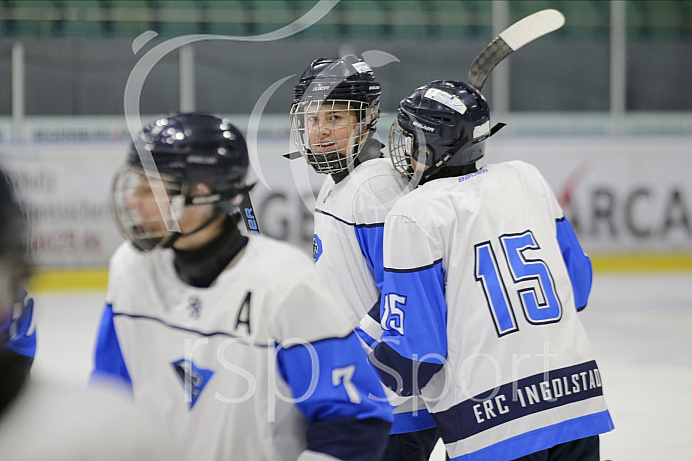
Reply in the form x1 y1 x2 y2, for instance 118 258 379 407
0 166 172 460
371 80 614 460
290 56 438 461
94 113 393 461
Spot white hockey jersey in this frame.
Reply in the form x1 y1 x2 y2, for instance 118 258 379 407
373 161 614 460
93 235 393 461
313 157 435 434
313 157 410 326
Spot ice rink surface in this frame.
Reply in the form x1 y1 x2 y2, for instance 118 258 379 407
31 272 691 461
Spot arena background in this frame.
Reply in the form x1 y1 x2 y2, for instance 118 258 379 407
1 2 691 460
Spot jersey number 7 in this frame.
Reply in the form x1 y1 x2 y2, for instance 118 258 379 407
475 230 562 337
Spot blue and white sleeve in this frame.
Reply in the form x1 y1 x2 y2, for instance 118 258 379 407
354 223 385 291
372 262 447 397
277 331 393 461
91 303 132 389
556 216 592 311
371 215 447 397
353 223 385 347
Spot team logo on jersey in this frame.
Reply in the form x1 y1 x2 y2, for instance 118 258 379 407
172 359 214 410
313 234 323 262
187 295 202 319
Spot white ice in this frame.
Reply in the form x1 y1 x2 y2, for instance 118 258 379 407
31 273 692 461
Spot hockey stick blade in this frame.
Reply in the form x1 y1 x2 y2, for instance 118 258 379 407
468 9 565 92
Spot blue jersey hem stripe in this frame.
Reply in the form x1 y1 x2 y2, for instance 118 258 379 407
433 360 605 443
450 410 614 461
391 410 437 434
384 259 443 274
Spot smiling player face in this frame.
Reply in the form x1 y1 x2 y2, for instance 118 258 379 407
305 102 362 157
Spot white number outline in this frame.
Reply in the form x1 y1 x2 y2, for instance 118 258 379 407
332 365 362 403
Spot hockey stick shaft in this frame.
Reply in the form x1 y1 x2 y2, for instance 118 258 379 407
238 192 260 235
468 9 566 92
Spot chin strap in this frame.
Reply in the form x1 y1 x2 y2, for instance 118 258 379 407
162 183 256 248
162 208 223 249
186 183 255 206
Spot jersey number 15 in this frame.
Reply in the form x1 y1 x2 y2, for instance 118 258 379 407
475 230 562 337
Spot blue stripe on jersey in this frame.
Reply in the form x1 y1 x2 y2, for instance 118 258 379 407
451 410 614 461
314 208 388 230
276 331 393 423
91 304 132 388
2 292 36 359
354 333 438 435
432 360 606 444
556 216 592 311
391 408 437 434
375 260 447 391
314 208 355 226
355 298 382 350
372 342 443 397
385 258 443 273
354 223 385 291
355 326 377 349
366 297 380 322
110 311 266 344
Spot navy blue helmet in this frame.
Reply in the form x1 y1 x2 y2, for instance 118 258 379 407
389 80 496 181
292 55 382 117
111 113 250 251
126 113 249 200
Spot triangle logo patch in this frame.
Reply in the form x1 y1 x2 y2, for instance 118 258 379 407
172 359 214 410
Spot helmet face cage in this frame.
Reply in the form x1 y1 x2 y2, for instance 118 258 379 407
291 56 382 175
290 99 371 174
110 164 187 252
388 119 430 184
389 119 414 180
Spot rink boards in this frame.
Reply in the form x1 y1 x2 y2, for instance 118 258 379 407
1 129 690 292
